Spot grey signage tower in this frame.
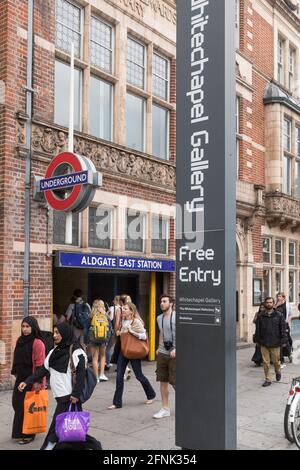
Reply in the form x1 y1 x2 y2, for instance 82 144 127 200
176 0 236 450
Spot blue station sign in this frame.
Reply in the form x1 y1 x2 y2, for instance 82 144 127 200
39 170 89 192
56 252 175 273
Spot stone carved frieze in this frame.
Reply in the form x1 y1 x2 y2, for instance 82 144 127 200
265 193 300 230
265 193 300 218
16 120 176 190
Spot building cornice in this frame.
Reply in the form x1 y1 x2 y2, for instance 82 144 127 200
265 0 300 31
16 115 176 193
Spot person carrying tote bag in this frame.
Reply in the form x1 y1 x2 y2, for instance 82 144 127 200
108 303 156 410
11 316 46 445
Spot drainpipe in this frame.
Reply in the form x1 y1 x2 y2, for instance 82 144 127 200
23 0 34 317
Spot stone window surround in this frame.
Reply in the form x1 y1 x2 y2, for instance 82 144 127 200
275 31 299 96
282 112 300 196
262 234 300 304
265 103 300 195
54 1 175 158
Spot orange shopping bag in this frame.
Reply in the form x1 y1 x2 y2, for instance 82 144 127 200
22 390 48 435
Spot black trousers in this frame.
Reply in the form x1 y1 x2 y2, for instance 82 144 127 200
12 381 35 439
40 397 82 450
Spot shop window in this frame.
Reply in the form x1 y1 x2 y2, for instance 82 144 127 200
275 239 283 265
263 237 271 263
275 270 282 294
289 241 296 266
289 270 295 303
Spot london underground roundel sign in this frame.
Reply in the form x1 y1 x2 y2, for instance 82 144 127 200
39 152 101 212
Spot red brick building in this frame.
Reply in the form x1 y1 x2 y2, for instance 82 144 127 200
1 0 300 388
236 0 300 342
0 0 176 389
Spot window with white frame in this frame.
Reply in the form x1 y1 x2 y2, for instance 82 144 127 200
263 237 271 263
236 96 240 178
55 0 82 58
235 0 240 49
54 60 82 130
126 93 145 152
275 239 283 265
296 159 300 198
152 105 169 159
275 270 282 294
263 269 271 300
89 76 113 141
125 210 144 252
53 211 79 245
151 216 168 255
289 47 295 92
89 207 112 249
127 37 145 89
283 154 292 195
153 53 169 101
283 118 291 152
297 126 300 157
289 241 296 266
289 270 295 303
90 16 113 73
277 37 284 84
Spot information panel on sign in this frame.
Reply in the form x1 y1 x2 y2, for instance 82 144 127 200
176 0 236 450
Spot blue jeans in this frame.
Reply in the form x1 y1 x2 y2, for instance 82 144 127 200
106 332 114 366
113 352 156 408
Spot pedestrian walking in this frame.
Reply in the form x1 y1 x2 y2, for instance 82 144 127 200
111 294 132 381
53 304 66 327
275 292 293 365
253 297 287 387
65 289 91 350
11 316 46 445
108 302 156 409
18 323 87 450
251 302 264 367
153 295 176 419
275 292 293 325
105 296 121 371
88 299 110 382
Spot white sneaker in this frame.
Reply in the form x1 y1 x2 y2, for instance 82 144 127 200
153 408 170 419
99 375 108 382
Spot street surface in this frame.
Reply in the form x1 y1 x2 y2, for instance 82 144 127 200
0 343 299 450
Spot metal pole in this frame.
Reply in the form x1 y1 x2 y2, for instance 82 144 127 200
23 0 34 317
65 42 74 244
148 272 156 361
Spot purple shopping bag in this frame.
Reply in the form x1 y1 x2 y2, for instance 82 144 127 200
55 404 90 442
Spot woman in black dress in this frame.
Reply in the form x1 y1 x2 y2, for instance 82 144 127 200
11 317 46 444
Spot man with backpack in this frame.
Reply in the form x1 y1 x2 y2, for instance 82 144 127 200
65 289 91 351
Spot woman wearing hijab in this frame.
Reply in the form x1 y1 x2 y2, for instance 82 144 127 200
18 322 87 450
11 316 46 444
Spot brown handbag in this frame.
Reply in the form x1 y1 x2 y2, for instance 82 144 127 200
120 331 149 359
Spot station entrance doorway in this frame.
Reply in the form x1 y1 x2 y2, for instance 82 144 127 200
88 273 139 307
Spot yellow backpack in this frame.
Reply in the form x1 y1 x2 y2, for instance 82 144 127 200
89 311 109 344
